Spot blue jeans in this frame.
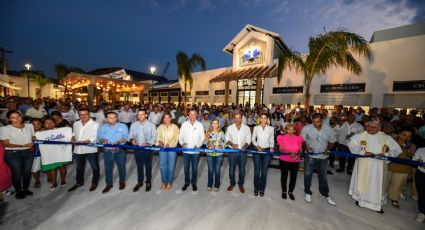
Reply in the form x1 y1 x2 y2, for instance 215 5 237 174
304 155 329 197
228 152 247 186
103 150 126 186
253 151 271 192
74 152 100 185
134 149 153 184
159 151 176 183
183 153 199 185
5 149 34 192
207 155 223 188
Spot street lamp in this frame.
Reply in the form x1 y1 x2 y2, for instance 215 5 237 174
25 63 31 97
150 66 156 102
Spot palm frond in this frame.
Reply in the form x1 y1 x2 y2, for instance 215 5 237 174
277 50 305 84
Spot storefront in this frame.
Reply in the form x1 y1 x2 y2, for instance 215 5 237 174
188 22 425 109
63 67 167 106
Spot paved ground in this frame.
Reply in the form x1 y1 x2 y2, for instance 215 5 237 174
0 154 422 230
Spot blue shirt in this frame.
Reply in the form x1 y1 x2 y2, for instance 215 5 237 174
128 120 156 145
97 122 129 144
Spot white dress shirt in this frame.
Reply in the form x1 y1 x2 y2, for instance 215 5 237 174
338 121 364 146
118 110 135 123
149 111 163 125
179 120 205 154
225 123 251 149
73 119 99 154
413 147 425 173
252 125 275 149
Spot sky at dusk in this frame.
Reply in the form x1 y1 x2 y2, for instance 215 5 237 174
1 0 424 79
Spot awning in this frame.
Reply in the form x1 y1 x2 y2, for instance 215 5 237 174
0 80 22 90
209 64 277 83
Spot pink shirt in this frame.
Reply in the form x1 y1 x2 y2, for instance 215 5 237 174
277 134 304 162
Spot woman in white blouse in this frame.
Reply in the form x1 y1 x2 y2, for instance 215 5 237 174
251 113 275 197
0 110 34 199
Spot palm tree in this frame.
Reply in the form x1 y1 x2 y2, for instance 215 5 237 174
54 64 84 98
21 71 51 98
176 51 206 103
277 29 373 109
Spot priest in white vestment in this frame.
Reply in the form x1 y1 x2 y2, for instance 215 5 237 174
348 119 402 213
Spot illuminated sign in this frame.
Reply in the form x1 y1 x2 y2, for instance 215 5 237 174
239 39 265 66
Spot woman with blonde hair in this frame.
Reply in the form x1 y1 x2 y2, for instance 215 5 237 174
205 119 226 191
277 123 304 200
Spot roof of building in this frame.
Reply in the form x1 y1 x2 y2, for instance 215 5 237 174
223 24 290 54
87 67 168 83
370 21 425 43
210 64 278 83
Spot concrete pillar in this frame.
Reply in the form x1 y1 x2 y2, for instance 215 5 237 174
224 80 230 105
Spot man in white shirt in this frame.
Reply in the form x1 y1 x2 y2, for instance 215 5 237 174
413 147 425 222
25 101 47 119
225 112 251 193
200 113 211 131
118 104 135 128
177 109 188 127
68 108 100 192
148 105 163 126
179 109 205 192
336 113 364 174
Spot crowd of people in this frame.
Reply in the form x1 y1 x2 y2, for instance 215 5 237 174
0 96 425 223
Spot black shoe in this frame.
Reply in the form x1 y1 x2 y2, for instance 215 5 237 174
336 168 344 173
89 183 98 192
133 183 143 192
119 183 126 190
327 170 333 175
15 191 26 199
288 192 295 200
182 184 189 191
355 201 360 207
145 183 152 192
102 185 113 194
259 191 264 197
192 184 197 191
254 191 259 196
282 192 287 199
68 184 82 192
23 189 33 196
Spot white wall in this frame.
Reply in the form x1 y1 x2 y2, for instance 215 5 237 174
267 34 425 108
0 74 62 99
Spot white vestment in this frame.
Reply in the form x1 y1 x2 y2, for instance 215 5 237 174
348 131 401 211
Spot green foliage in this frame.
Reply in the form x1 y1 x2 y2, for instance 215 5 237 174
176 51 206 102
277 29 373 108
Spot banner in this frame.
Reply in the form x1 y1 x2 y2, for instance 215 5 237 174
35 127 73 165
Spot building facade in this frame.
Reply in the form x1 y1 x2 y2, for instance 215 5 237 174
185 22 425 109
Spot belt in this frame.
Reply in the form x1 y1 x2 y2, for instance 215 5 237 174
104 148 120 152
6 149 30 152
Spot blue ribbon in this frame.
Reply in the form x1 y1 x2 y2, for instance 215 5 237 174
33 140 425 167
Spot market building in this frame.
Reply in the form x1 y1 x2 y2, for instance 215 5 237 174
183 22 425 109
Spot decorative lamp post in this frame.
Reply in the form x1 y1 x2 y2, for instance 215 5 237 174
24 63 31 97
150 66 156 102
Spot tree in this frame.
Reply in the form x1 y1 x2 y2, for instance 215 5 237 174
176 51 206 103
277 29 373 109
54 64 84 98
21 71 52 98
